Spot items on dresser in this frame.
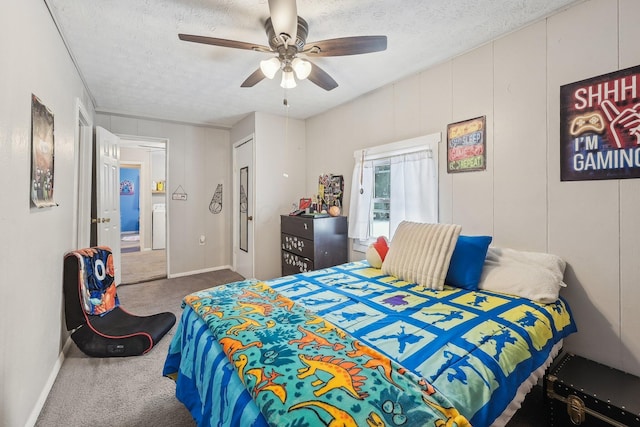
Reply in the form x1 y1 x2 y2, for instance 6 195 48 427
545 352 640 426
280 215 347 276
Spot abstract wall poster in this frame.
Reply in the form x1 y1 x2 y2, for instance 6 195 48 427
560 64 640 181
31 94 57 207
447 116 486 173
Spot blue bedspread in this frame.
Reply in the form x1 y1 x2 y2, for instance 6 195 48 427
164 262 576 426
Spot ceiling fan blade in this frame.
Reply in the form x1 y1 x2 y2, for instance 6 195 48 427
305 35 387 57
268 0 297 42
241 68 266 88
179 34 270 52
307 62 338 91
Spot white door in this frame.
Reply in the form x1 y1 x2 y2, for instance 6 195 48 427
95 126 122 285
233 137 254 278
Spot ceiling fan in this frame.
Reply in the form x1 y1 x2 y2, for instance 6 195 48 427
178 0 387 91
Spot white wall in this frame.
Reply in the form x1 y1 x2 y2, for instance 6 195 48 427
0 1 95 425
306 0 640 377
96 114 233 276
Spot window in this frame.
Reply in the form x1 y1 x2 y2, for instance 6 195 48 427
372 162 391 237
348 133 440 250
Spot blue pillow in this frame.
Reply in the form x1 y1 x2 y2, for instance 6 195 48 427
445 235 492 290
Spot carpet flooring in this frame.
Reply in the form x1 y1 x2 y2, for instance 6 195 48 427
120 249 166 285
36 269 547 427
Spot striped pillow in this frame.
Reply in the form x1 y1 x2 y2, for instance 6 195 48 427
382 221 462 290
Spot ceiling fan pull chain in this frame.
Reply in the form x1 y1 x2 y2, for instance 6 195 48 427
284 90 290 148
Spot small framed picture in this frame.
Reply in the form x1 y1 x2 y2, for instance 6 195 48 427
447 116 486 173
299 198 312 210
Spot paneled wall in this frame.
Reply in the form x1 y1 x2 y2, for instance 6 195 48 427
96 114 232 276
305 0 640 376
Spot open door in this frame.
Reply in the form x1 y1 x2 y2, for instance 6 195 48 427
94 126 122 285
233 137 254 279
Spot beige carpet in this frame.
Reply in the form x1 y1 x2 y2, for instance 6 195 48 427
36 269 245 427
121 249 166 285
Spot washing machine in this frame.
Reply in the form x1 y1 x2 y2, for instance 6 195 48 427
152 203 166 249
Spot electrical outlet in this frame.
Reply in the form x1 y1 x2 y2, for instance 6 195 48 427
199 235 206 245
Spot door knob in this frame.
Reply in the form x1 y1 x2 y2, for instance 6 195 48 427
247 216 253 221
91 217 111 223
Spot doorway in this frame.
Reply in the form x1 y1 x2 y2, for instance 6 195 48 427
120 164 141 253
119 137 167 284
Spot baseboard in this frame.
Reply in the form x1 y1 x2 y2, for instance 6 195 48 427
24 336 73 427
168 264 234 279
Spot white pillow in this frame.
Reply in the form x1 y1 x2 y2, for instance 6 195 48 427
382 221 462 291
478 247 567 303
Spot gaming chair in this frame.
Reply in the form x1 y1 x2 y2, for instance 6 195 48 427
63 246 176 357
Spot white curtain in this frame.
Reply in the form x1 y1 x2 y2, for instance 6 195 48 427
348 156 374 239
389 150 437 237
348 148 437 240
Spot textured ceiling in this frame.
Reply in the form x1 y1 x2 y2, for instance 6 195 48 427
45 0 581 128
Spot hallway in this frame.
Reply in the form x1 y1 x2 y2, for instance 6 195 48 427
120 233 166 284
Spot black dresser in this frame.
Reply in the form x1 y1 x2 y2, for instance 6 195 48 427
280 215 348 276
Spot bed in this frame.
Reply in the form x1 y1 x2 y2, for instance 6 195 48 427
163 253 576 426
164 221 576 426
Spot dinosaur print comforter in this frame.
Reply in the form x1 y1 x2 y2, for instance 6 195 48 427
163 261 576 427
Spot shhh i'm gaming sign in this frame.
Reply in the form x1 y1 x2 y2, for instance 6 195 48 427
560 65 640 181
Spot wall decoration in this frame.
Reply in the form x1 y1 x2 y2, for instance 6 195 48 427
31 94 57 207
560 64 640 181
447 116 486 173
318 174 343 208
171 185 188 201
209 184 223 214
120 179 135 195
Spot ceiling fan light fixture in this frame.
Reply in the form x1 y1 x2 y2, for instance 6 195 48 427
280 70 297 88
260 57 281 79
291 57 311 80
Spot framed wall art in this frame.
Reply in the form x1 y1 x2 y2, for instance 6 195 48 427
560 64 640 181
31 94 57 207
447 116 486 173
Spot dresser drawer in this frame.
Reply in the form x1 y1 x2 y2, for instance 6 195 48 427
281 215 314 240
281 250 313 274
281 233 314 259
281 263 303 277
